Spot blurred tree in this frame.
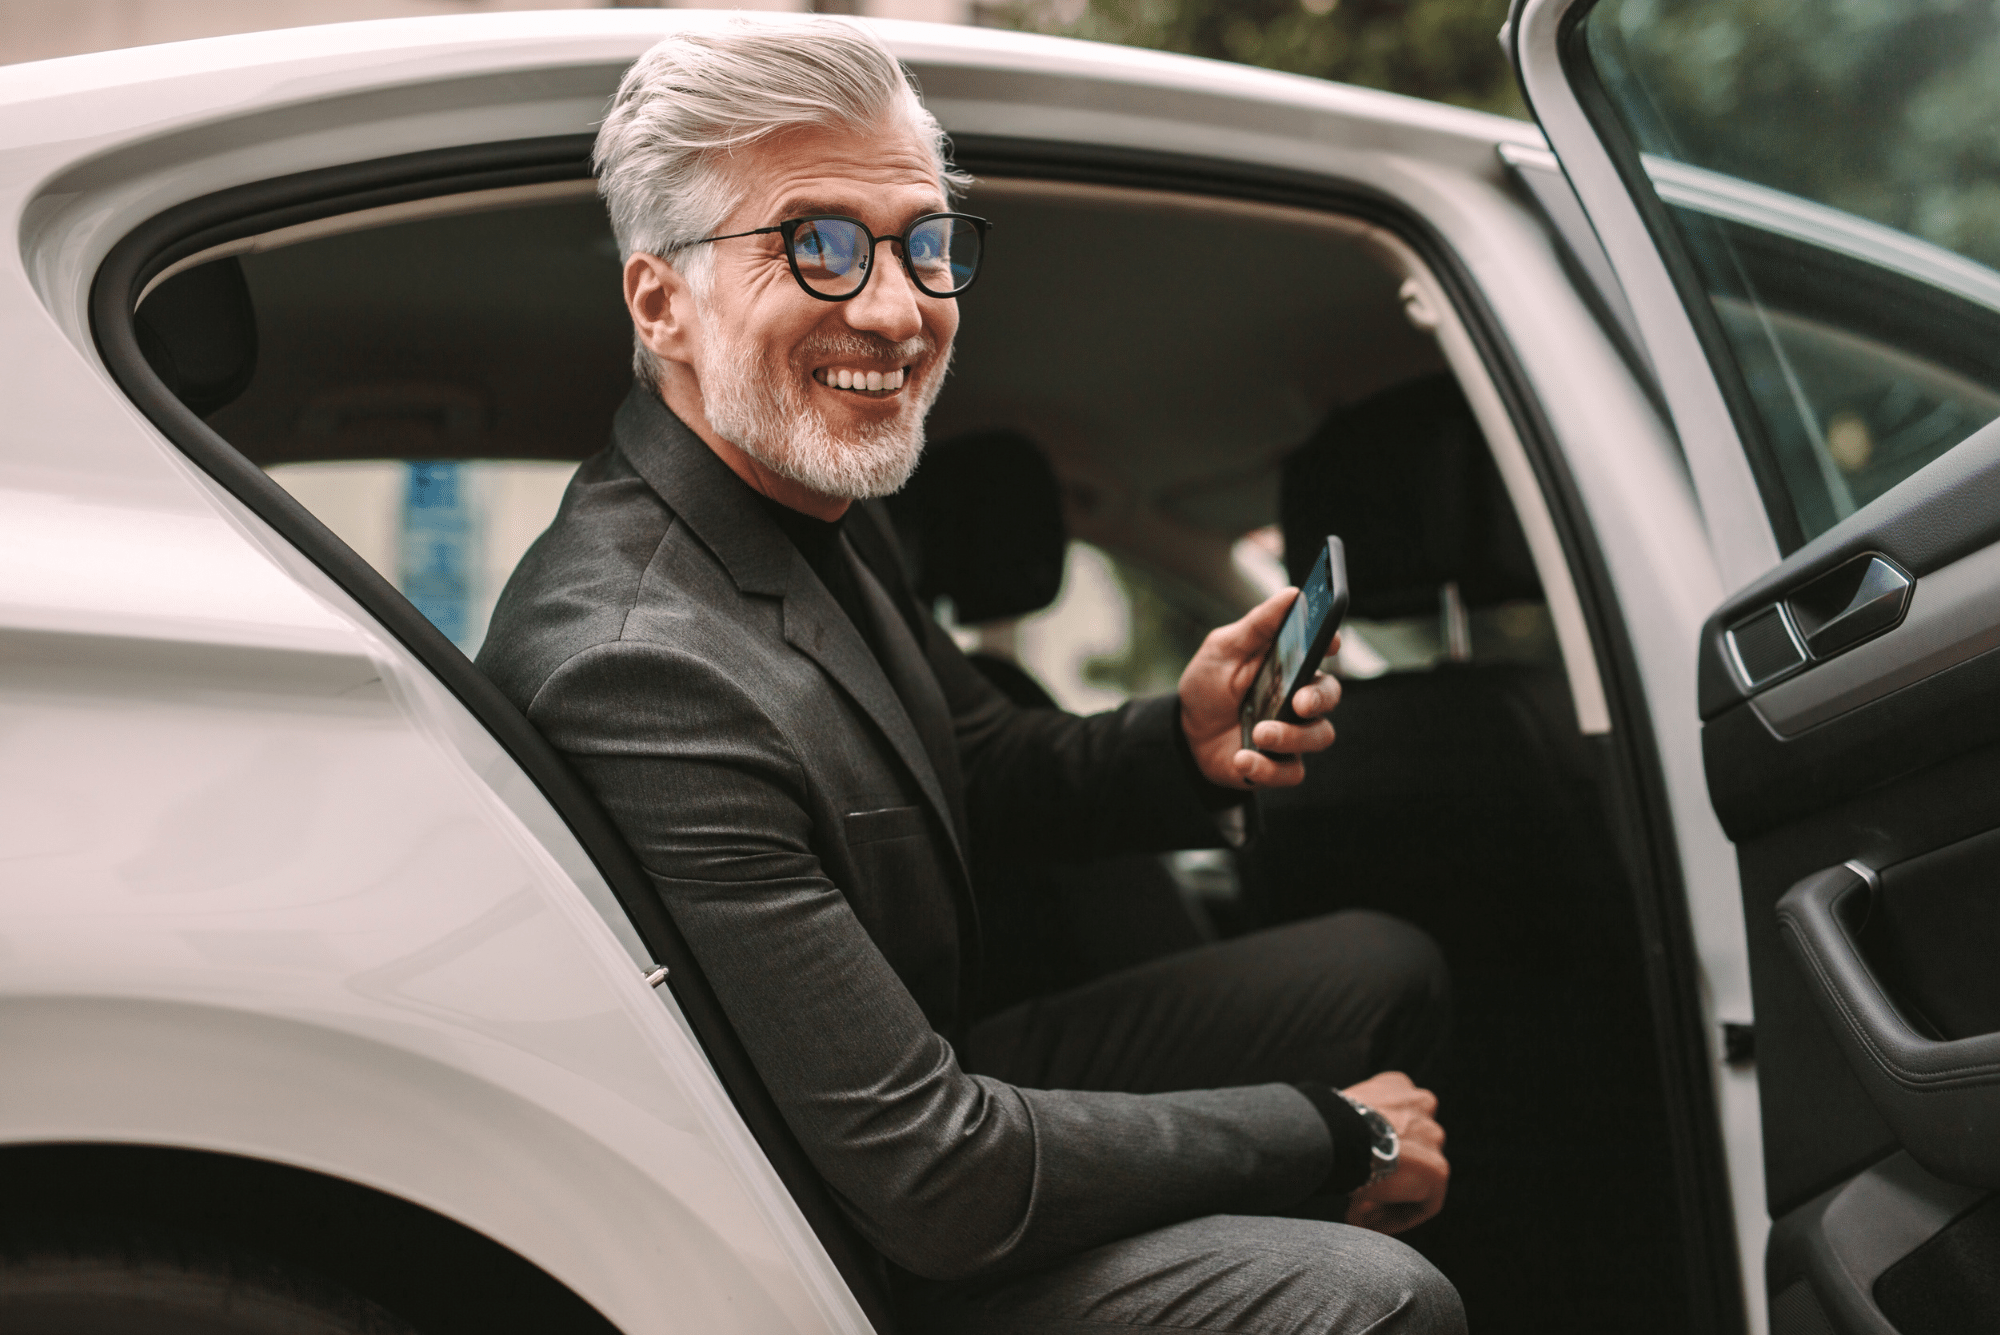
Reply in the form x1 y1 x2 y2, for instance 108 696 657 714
994 0 1528 118
1589 0 2000 268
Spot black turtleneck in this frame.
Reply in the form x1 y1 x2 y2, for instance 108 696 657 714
757 496 884 653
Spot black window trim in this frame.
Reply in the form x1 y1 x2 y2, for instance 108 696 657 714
91 129 1742 1335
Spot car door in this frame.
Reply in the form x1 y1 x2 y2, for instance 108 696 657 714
1511 1 2000 1332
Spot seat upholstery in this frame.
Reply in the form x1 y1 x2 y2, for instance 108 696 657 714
1279 374 1539 617
1248 375 1687 1328
888 431 1209 1016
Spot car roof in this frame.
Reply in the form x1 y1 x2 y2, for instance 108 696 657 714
0 10 1540 172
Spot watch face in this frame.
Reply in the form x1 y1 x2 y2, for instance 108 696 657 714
1361 1107 1395 1146
1359 1107 1398 1179
1338 1093 1399 1182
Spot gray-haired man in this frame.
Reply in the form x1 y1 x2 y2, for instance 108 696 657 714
481 17 1460 1334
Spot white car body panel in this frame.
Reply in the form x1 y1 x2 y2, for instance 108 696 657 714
0 10 1759 1329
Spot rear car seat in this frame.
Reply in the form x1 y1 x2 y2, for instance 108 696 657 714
887 431 1211 1017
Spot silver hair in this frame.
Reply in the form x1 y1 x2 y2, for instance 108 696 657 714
594 16 972 386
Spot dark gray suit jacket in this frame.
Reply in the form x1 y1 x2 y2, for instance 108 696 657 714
480 388 1330 1281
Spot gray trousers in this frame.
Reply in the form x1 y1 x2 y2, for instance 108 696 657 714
903 910 1466 1335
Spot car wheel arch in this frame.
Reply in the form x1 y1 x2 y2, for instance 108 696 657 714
0 1139 618 1335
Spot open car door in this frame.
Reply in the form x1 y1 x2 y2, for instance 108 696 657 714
1511 1 2000 1331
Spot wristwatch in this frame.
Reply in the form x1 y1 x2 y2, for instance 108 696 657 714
1336 1091 1400 1185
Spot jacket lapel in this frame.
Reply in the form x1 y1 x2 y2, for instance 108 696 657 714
847 539 971 848
610 389 970 872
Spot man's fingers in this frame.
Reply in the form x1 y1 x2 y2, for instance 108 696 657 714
1231 747 1307 789
1347 1161 1449 1235
1402 1114 1445 1154
1250 717 1334 756
1290 672 1342 720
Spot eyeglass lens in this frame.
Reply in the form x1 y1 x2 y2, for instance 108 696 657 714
790 217 980 299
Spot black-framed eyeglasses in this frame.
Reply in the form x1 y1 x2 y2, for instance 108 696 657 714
675 212 989 302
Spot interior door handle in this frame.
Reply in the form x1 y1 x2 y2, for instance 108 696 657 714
1777 862 2000 1189
1786 554 1913 659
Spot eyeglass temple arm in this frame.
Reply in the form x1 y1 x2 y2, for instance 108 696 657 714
668 224 784 254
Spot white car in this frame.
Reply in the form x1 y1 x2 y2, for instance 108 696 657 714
6 5 1999 1334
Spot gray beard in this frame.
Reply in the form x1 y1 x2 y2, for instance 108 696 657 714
697 325 947 500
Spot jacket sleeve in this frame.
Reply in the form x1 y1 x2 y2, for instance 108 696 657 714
918 609 1238 864
527 640 1331 1282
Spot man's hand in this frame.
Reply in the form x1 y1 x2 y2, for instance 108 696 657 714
1342 1071 1449 1236
1178 587 1342 789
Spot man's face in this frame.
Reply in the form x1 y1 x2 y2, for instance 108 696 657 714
683 116 960 500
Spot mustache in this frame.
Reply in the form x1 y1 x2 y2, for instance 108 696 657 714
794 330 936 368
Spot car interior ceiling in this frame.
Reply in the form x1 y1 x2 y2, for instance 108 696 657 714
137 176 1692 1334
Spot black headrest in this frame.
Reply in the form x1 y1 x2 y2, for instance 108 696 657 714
1280 375 1540 620
134 258 258 419
887 430 1067 624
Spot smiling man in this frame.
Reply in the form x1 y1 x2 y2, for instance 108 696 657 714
479 18 1459 1335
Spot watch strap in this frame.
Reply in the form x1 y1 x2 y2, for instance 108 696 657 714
1291 1082 1375 1196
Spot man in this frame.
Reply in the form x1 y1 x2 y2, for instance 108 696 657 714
480 17 1460 1334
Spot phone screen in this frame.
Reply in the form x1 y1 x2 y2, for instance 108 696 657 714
1240 537 1346 751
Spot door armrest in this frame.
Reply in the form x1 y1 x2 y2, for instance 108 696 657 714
1778 863 2000 1188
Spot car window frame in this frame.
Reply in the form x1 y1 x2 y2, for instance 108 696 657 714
956 126 1746 1335
96 126 1742 1335
1547 3 1809 554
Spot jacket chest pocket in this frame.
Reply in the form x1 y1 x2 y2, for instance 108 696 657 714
840 805 961 1030
844 804 929 846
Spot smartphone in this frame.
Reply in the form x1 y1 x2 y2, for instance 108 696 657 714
1238 536 1348 757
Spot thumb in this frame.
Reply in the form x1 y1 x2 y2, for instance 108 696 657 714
1212 587 1297 660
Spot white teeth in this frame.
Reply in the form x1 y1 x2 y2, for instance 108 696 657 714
820 367 906 392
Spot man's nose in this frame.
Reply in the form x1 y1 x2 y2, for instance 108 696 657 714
842 239 924 343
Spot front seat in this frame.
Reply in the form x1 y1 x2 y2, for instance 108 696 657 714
887 431 1211 1017
1246 372 1591 936
1244 374 1678 1312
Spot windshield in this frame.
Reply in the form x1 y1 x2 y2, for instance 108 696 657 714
1581 0 2000 546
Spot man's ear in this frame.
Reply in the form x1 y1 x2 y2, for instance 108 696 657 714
624 252 698 368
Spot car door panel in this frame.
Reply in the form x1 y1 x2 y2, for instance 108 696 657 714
1768 1152 1986 1335
1696 418 2000 1230
1701 438 2000 1325
1514 0 2000 1328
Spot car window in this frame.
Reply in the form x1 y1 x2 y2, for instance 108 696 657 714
1580 0 2000 548
137 187 626 654
268 459 577 656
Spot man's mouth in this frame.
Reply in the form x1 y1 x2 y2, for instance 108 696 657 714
813 366 909 396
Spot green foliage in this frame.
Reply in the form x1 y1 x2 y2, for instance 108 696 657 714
1590 0 2000 267
994 0 1528 119
996 0 2000 271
